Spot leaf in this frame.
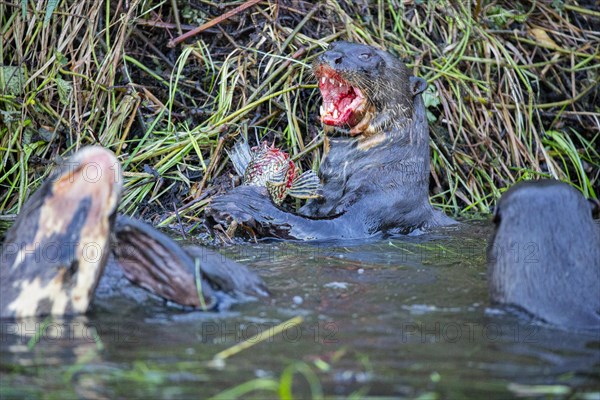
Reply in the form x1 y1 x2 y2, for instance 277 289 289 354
56 51 68 66
44 0 60 26
422 85 441 108
56 77 72 105
529 28 560 50
0 66 26 95
422 85 440 122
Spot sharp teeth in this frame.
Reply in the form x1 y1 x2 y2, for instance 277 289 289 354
338 82 343 87
329 78 335 85
321 77 326 84
333 109 339 119
320 105 324 115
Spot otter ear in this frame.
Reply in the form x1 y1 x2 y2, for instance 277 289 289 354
589 198 600 219
410 76 427 96
492 205 501 224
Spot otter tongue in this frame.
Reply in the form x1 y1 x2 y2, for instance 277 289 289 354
337 92 355 113
321 83 357 125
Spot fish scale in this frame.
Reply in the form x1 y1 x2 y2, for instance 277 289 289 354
228 141 322 205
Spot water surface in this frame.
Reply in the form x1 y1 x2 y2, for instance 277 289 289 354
1 222 599 398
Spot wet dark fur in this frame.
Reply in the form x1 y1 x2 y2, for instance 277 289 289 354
1 148 268 318
110 215 268 310
207 41 454 240
487 180 600 330
0 156 118 318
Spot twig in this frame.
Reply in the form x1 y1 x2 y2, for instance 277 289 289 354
132 28 175 68
170 0 183 36
167 0 262 48
564 4 600 18
136 19 197 31
192 137 226 199
173 201 187 239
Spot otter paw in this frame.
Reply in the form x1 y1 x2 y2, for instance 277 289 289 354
205 186 273 236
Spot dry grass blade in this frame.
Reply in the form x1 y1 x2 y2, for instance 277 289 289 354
1 0 598 235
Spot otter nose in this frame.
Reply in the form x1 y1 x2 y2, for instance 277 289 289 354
321 50 344 66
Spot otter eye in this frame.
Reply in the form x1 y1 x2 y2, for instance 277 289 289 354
358 53 372 61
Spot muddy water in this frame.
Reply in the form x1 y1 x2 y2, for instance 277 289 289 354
1 222 599 398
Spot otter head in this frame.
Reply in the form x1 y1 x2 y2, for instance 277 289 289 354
1 146 122 318
488 180 600 329
313 41 427 137
491 180 598 230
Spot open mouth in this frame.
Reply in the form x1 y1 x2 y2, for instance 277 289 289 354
316 67 366 127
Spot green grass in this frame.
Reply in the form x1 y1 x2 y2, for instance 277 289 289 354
1 0 598 230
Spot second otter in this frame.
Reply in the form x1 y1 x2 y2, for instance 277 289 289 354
0 147 267 318
207 41 454 240
488 180 600 330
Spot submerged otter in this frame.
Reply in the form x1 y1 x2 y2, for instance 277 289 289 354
206 41 454 240
488 180 600 330
0 146 267 318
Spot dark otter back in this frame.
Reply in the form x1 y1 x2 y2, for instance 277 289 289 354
487 180 600 330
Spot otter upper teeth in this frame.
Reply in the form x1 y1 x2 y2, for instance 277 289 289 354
321 77 326 84
333 109 339 119
329 78 335 85
320 105 325 115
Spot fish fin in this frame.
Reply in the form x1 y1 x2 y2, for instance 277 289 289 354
226 140 253 176
288 170 322 199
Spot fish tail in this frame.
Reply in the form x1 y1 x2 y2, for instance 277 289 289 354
226 139 253 177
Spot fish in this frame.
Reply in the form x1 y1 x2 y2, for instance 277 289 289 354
227 140 322 205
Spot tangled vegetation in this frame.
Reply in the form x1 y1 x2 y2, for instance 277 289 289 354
1 0 598 232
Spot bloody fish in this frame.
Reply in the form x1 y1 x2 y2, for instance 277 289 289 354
227 140 321 205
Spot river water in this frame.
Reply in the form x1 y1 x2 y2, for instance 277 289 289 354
1 221 599 398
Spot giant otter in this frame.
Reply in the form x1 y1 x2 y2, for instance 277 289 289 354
487 180 600 330
206 41 454 240
0 146 266 318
